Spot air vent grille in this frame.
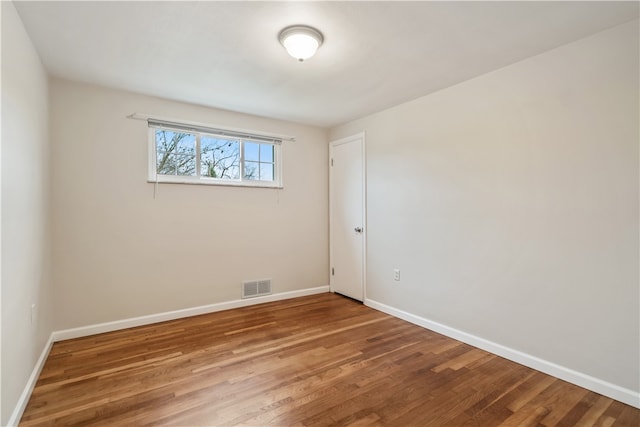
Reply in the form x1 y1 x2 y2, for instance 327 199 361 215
242 279 272 299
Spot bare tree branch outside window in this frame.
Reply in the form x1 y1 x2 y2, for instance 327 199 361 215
156 130 196 176
201 137 242 179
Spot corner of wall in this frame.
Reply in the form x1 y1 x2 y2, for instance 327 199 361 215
1 1 55 425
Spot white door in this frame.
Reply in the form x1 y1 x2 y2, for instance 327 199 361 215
330 133 365 301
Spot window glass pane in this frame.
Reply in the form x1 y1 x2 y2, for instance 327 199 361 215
155 130 196 176
244 161 259 180
260 144 274 162
176 154 196 176
259 163 274 181
201 137 240 179
244 142 259 161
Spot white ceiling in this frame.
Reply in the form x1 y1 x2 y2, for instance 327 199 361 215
13 1 639 128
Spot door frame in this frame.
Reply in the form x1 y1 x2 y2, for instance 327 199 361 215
329 132 367 302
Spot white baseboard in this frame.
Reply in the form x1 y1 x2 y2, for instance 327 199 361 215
365 298 640 409
9 286 329 425
6 333 55 427
52 286 329 341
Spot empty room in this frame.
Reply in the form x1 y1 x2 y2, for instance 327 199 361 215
2 1 639 426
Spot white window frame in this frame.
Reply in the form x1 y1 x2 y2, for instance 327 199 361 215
148 125 283 188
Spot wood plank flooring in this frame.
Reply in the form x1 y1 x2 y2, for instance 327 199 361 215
20 293 639 426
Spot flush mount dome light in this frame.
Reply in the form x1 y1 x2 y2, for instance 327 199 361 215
279 25 324 62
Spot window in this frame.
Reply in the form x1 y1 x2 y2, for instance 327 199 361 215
148 122 282 188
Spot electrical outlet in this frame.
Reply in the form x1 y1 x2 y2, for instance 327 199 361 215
394 269 400 281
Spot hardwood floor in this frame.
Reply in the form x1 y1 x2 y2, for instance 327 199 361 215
20 293 639 426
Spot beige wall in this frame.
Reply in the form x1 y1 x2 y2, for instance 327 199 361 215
50 79 329 330
1 2 54 424
330 20 639 393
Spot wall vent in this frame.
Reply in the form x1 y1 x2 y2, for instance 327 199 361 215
242 279 272 299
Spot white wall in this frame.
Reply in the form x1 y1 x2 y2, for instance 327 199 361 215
50 79 328 330
1 2 54 424
331 20 639 395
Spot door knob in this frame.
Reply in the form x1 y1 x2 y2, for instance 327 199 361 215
354 227 363 233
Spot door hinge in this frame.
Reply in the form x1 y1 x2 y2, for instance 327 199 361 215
331 267 335 276
331 158 334 167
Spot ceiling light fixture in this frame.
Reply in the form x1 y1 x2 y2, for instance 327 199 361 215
278 25 324 62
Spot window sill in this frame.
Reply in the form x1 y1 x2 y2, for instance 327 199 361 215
147 177 283 189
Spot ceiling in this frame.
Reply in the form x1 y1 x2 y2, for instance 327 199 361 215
13 1 639 128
